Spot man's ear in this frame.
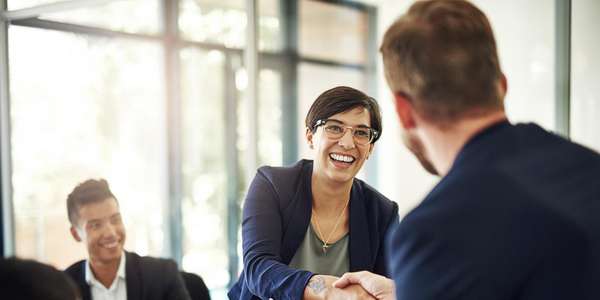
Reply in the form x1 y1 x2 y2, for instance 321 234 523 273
499 73 508 100
70 226 82 242
305 127 314 149
393 92 416 130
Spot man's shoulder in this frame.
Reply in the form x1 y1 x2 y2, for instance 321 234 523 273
396 159 592 250
125 252 191 300
507 123 600 169
126 251 178 273
399 169 530 234
64 259 86 277
423 167 505 207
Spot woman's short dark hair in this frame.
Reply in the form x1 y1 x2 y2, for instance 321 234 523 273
305 86 382 143
67 178 117 226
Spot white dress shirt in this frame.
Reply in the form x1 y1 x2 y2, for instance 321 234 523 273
85 252 127 300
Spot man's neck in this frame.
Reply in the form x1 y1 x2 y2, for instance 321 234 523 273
89 255 121 289
419 110 507 176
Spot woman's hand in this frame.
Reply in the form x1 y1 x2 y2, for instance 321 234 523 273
303 275 376 300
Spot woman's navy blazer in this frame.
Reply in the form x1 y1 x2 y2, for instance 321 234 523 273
228 159 399 300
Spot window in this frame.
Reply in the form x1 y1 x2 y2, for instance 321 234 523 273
1 1 378 297
35 0 161 35
179 0 282 51
8 0 61 10
8 26 166 268
179 47 230 288
299 1 368 64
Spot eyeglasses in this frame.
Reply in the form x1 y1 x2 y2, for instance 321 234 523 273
314 119 378 145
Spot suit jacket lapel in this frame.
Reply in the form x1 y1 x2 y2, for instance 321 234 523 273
349 182 372 271
76 261 92 300
125 252 142 300
280 162 313 263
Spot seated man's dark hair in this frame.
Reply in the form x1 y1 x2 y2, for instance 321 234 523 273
67 178 117 226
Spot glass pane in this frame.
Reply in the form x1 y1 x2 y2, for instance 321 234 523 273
179 48 229 290
179 56 283 295
571 0 600 152
179 0 282 51
233 66 282 163
471 0 555 130
36 0 161 35
236 67 284 169
299 1 368 64
258 69 283 166
9 26 166 269
297 63 366 160
8 0 60 10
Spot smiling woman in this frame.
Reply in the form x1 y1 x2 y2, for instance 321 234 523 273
228 86 399 300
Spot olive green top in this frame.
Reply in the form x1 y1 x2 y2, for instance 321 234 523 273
288 224 349 277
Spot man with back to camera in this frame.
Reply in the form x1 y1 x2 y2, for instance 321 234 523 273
0 257 81 300
333 0 600 299
65 178 191 300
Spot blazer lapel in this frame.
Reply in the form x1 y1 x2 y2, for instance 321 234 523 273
280 162 313 263
77 261 92 300
125 252 142 300
349 182 373 271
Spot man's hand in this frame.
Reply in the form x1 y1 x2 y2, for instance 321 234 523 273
331 283 377 300
333 271 395 300
304 275 376 300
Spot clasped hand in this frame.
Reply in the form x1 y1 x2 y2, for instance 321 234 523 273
304 272 394 300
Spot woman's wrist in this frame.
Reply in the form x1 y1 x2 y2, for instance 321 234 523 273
303 275 337 300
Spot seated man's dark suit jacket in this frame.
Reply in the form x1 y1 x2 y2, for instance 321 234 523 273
65 251 191 300
228 159 399 300
181 271 211 300
387 121 600 300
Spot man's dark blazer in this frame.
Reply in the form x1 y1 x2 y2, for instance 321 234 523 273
228 159 399 300
387 121 600 300
65 251 191 300
181 271 210 300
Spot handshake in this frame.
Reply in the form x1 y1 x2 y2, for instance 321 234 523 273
304 271 395 300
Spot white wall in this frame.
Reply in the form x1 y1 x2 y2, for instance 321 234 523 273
571 0 600 151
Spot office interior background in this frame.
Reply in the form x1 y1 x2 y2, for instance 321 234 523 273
1 0 598 298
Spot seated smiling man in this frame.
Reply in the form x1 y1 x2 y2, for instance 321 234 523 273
65 179 191 300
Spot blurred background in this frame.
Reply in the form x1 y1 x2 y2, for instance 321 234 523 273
1 0 598 298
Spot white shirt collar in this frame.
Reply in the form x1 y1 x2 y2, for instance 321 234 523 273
85 251 127 286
